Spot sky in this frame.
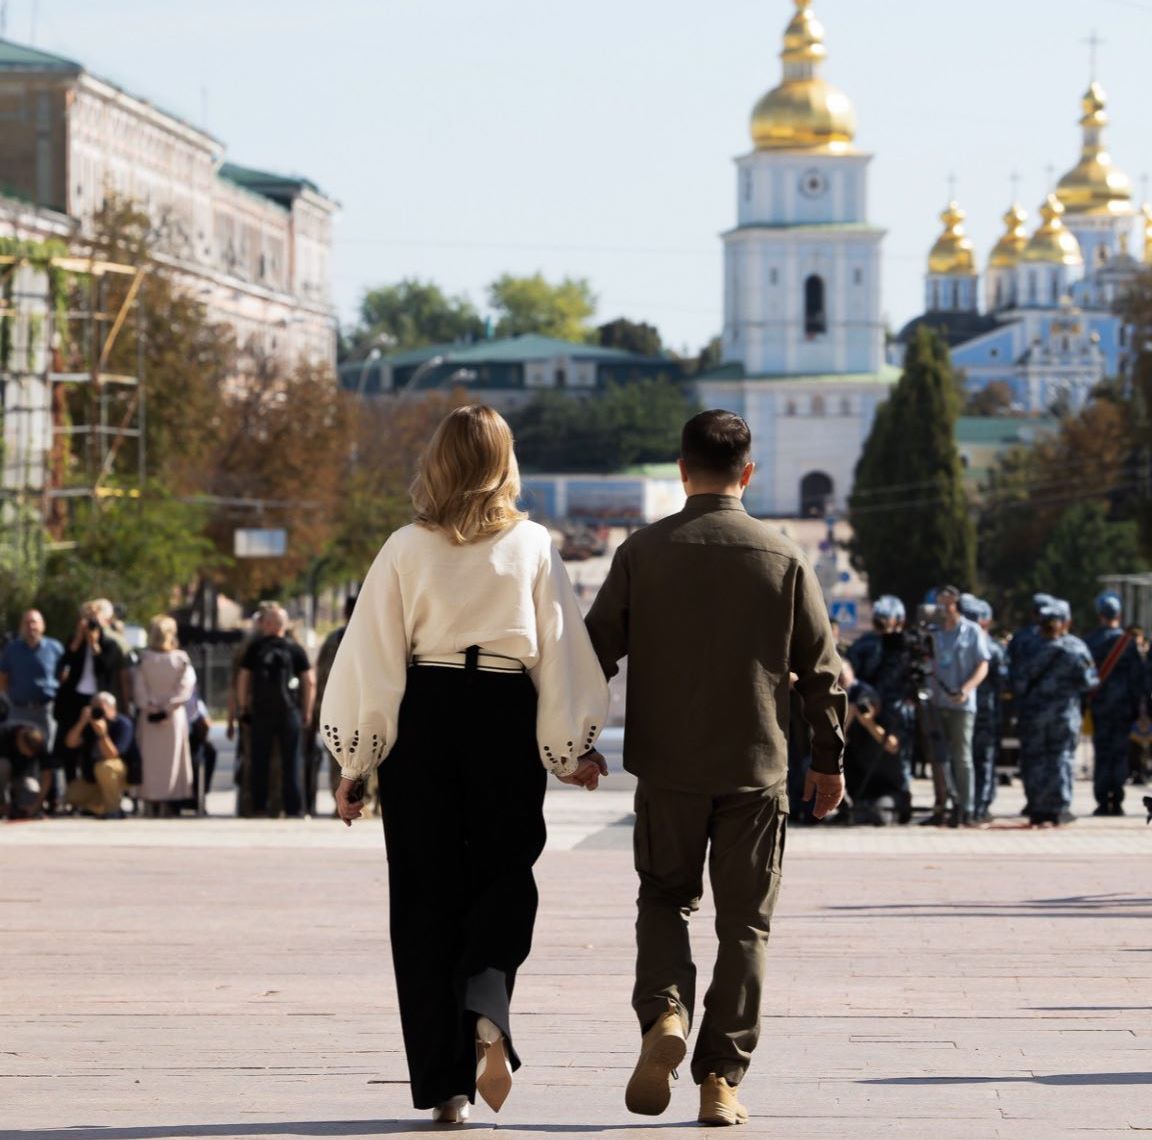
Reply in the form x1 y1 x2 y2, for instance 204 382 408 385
13 0 1152 354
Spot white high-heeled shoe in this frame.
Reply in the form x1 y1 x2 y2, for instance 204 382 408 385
431 1095 469 1124
475 1016 513 1112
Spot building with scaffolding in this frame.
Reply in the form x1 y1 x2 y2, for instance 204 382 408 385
0 38 337 372
0 214 146 574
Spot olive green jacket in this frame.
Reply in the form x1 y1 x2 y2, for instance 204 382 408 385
585 494 846 794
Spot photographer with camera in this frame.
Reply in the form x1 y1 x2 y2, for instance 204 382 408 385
63 691 134 819
51 601 129 811
846 595 916 824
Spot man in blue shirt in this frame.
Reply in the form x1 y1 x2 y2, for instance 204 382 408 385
0 610 64 741
930 586 992 826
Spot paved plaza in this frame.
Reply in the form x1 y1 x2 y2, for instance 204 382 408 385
1 759 1150 1140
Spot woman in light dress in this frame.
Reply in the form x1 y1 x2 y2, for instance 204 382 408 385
322 405 610 1124
134 616 197 815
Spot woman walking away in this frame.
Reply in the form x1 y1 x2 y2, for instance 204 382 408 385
322 405 609 1125
134 616 196 816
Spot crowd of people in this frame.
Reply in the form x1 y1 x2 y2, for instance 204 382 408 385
0 601 212 820
3 580 1150 831
0 593 362 823
812 587 1149 829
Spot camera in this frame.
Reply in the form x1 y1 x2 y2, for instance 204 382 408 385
90 706 106 721
86 617 100 631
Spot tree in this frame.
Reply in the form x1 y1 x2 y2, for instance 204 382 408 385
964 380 1015 417
353 278 485 355
488 273 596 342
598 317 663 357
1030 503 1142 629
32 491 218 635
849 327 976 608
508 379 696 473
977 397 1138 627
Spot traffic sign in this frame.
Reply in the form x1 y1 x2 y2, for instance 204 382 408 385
829 600 858 629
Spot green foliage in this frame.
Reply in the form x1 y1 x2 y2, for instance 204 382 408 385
1030 503 1143 629
354 278 485 354
964 380 1014 417
598 318 663 357
977 397 1141 628
849 327 976 607
489 273 596 342
509 379 697 473
29 491 220 633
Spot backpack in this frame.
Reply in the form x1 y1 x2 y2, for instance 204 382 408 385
250 638 298 714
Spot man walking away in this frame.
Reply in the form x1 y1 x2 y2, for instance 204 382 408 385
586 410 847 1126
237 606 315 818
1085 592 1144 816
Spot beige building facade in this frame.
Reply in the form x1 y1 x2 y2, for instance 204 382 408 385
0 38 337 371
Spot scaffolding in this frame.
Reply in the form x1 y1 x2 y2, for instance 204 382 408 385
0 251 146 572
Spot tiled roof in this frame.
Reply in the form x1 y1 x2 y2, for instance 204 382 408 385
0 39 81 71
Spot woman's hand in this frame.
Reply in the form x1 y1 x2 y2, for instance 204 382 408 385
557 750 608 791
334 777 365 827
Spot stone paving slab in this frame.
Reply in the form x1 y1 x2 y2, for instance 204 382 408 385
2 803 1152 1139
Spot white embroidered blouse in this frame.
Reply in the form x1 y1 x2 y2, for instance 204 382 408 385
320 519 610 780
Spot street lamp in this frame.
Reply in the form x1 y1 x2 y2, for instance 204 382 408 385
355 347 383 398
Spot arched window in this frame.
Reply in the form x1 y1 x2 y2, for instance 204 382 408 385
800 471 834 518
840 397 852 416
804 274 827 336
951 281 960 310
811 394 826 416
1050 274 1060 304
994 279 1003 309
785 399 797 416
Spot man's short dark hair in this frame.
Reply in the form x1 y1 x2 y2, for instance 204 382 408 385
681 410 752 482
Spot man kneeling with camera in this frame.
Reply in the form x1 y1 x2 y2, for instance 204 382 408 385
64 692 133 819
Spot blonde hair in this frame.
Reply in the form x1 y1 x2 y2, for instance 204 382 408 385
411 405 527 544
147 615 179 652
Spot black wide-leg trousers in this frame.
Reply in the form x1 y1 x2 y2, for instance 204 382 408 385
379 663 547 1110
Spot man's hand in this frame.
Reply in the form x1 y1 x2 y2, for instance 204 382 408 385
557 751 608 791
334 777 364 828
804 769 845 820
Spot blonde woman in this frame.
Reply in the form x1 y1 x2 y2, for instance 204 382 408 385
322 405 609 1124
134 616 197 815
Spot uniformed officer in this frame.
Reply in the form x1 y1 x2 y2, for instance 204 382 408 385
1085 592 1144 816
847 596 915 822
1014 599 1098 827
965 598 1007 823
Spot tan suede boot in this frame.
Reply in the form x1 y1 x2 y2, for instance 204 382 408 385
624 1000 687 1116
698 1073 749 1126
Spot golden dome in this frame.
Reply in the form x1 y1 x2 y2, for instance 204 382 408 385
1020 195 1083 265
988 203 1029 269
1054 82 1133 217
928 201 976 276
1143 204 1152 265
750 1 857 152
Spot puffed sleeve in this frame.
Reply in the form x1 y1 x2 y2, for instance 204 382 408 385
529 543 610 777
320 537 409 780
168 653 197 709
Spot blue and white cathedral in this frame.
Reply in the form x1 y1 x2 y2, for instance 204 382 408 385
697 0 897 518
899 80 1148 413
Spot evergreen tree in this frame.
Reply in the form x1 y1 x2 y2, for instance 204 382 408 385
849 327 976 609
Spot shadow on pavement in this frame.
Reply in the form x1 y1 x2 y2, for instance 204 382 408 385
860 1072 1152 1086
0 1122 690 1139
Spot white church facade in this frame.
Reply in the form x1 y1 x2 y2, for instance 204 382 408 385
697 0 897 518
